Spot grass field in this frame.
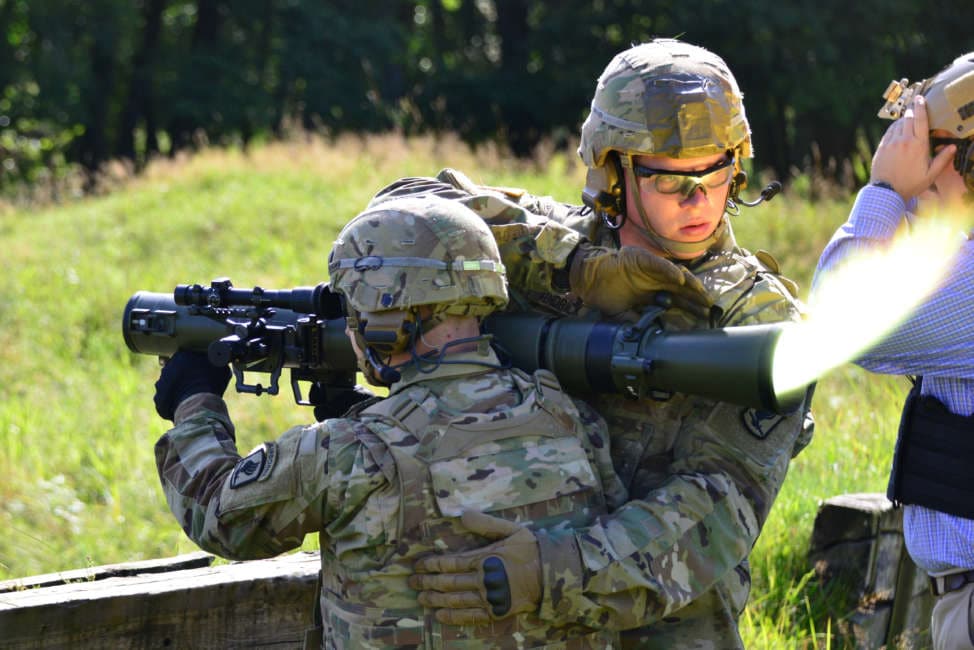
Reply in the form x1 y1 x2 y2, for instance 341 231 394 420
0 135 910 647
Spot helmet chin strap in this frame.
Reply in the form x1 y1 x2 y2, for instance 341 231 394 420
624 179 726 259
355 307 497 386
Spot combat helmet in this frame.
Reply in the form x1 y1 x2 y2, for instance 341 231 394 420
879 51 974 190
579 38 753 257
329 196 507 382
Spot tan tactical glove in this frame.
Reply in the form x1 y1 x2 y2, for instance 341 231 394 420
409 510 542 626
569 243 712 318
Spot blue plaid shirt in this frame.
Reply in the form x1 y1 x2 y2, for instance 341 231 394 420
814 185 974 574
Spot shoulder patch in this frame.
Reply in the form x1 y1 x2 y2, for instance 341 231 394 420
741 409 785 439
229 443 278 489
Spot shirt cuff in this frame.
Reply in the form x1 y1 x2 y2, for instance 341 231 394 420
536 528 585 625
534 220 581 267
174 393 232 428
849 185 909 239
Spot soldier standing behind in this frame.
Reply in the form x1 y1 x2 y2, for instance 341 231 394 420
378 39 815 648
150 196 627 648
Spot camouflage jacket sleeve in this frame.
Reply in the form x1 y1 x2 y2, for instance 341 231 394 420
370 168 584 300
570 396 628 512
154 393 386 560
533 260 815 630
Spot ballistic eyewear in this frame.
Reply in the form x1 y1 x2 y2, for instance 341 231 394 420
632 156 735 199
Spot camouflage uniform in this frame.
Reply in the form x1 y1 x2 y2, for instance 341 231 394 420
154 196 628 649
369 169 815 649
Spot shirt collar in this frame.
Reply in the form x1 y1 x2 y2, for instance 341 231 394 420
387 346 502 394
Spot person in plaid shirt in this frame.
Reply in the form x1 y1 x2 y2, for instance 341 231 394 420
814 52 974 650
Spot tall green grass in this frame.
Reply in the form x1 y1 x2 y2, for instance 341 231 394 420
0 135 904 647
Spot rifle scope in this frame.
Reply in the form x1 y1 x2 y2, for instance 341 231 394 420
123 280 354 399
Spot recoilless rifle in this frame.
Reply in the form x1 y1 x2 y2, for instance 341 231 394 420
122 278 807 414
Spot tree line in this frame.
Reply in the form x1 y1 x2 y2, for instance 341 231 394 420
1 0 971 194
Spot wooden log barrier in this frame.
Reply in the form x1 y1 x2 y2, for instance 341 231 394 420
0 550 320 649
808 493 934 650
0 494 939 649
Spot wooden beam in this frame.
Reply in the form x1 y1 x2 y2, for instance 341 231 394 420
0 551 319 649
0 552 214 594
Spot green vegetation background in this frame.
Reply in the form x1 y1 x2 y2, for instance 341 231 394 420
3 1 971 194
0 136 906 647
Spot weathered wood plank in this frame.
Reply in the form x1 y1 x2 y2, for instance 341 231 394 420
808 492 933 649
0 551 214 594
0 551 320 649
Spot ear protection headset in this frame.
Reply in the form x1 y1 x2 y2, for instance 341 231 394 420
346 309 419 357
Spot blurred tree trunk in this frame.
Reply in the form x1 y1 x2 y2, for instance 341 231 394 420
252 0 274 141
495 0 536 156
0 0 16 90
379 2 412 107
78 3 120 185
168 0 224 153
118 0 167 168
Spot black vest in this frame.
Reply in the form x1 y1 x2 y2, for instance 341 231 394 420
888 379 974 519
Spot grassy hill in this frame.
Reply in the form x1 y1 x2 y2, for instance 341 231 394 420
0 135 907 647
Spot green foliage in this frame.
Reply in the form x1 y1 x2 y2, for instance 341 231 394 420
0 136 910 647
1 1 972 193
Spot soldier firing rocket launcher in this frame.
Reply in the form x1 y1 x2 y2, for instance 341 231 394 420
122 278 808 414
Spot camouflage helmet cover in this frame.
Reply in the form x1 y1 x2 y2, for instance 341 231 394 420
329 196 508 318
579 38 753 167
878 51 974 139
